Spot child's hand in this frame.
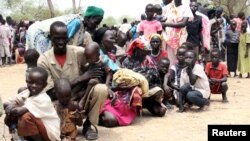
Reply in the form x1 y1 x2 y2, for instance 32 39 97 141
4 104 14 115
10 108 19 116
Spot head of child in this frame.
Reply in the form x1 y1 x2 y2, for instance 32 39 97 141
176 47 187 65
24 49 40 68
145 4 155 20
158 58 170 75
230 20 237 31
54 78 71 106
154 4 162 15
185 50 197 68
50 21 68 55
150 34 162 52
116 31 127 47
180 42 194 51
241 20 248 33
26 67 48 96
210 48 221 67
85 42 101 65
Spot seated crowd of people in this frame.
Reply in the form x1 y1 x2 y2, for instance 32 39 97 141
1 0 250 140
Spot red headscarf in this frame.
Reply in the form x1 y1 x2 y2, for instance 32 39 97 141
126 39 148 56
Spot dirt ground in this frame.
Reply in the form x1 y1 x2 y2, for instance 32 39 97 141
0 64 250 141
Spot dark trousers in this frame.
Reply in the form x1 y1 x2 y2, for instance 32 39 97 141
179 84 208 107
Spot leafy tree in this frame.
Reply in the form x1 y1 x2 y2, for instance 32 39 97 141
102 16 117 27
199 0 250 16
0 0 62 21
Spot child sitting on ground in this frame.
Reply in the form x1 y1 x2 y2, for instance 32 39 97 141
54 78 84 141
178 50 210 112
157 58 173 108
169 47 187 107
205 49 228 103
3 67 60 141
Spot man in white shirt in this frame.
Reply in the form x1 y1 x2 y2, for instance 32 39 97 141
119 18 131 34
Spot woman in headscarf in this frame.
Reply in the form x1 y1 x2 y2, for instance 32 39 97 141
162 0 193 65
149 33 168 65
26 6 104 54
122 39 154 69
122 39 167 117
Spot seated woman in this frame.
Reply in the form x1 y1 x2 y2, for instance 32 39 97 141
122 39 167 117
99 68 149 127
149 33 168 65
93 27 120 73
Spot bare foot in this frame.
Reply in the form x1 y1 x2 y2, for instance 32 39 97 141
222 99 229 103
177 107 185 113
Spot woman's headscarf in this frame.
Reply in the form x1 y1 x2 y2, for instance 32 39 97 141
126 39 150 56
149 33 163 48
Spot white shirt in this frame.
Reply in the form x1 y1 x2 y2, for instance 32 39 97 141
7 90 61 141
0 24 11 46
180 64 211 98
119 23 131 34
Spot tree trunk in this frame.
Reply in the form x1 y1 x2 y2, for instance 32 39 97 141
72 0 77 14
47 0 55 18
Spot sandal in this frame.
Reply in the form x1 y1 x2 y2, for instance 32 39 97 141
82 124 98 140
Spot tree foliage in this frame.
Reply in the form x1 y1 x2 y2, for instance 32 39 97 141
199 0 250 16
0 0 62 21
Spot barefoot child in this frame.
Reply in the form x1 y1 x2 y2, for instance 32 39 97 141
3 67 60 141
178 50 210 112
54 78 84 141
205 49 228 102
157 58 173 108
169 47 187 106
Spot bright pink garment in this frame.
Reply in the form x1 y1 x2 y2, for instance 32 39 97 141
138 20 162 41
196 11 211 50
233 18 243 32
100 87 142 126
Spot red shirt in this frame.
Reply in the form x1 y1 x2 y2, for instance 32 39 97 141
151 50 168 64
205 62 228 79
55 54 66 68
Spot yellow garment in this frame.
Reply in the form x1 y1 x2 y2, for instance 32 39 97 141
112 68 149 97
